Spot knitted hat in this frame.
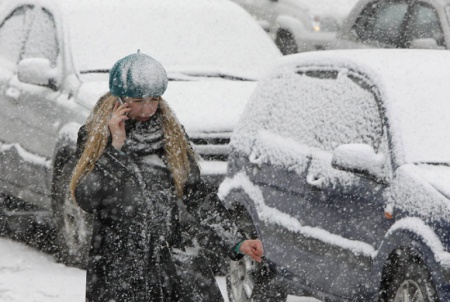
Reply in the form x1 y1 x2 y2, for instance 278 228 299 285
109 52 168 98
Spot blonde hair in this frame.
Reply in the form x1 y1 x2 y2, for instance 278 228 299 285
70 92 196 200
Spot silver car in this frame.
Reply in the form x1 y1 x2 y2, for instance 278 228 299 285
329 0 450 50
231 0 343 54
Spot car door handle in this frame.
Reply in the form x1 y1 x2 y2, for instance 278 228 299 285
5 87 20 101
249 151 263 165
306 174 325 190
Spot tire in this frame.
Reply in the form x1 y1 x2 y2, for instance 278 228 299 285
226 257 287 302
52 159 92 268
275 29 298 55
381 251 439 302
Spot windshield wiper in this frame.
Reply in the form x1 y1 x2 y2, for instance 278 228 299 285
80 69 110 74
181 72 254 81
416 162 450 167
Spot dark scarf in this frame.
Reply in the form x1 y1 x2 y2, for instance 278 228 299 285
122 112 165 157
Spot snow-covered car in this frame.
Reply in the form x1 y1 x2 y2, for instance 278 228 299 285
0 0 280 266
231 0 357 55
221 49 450 301
328 0 450 50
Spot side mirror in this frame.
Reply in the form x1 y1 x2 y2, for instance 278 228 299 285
18 58 58 89
331 144 387 183
410 38 443 50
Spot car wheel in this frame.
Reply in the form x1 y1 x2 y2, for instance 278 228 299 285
275 29 298 55
382 252 438 302
52 159 92 268
227 257 287 302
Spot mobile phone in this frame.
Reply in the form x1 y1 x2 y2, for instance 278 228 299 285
117 97 128 116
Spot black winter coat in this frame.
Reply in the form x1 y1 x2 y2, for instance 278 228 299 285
74 126 244 302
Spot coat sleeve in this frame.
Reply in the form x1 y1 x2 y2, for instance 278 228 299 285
182 158 246 260
74 127 133 214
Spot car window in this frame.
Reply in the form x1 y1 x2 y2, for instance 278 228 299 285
304 70 383 151
22 8 58 64
354 1 409 46
253 68 383 152
406 2 445 47
0 6 33 63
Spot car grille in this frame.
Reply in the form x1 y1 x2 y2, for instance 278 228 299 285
189 132 231 162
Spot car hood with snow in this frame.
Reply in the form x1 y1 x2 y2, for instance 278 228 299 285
392 163 450 223
76 75 257 134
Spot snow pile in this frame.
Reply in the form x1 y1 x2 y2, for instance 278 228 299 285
0 238 85 302
0 143 51 168
58 122 82 143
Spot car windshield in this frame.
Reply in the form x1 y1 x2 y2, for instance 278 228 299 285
61 0 280 80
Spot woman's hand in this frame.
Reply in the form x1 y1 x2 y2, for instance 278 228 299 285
239 239 264 262
108 101 130 150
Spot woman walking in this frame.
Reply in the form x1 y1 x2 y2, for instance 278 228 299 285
70 52 263 302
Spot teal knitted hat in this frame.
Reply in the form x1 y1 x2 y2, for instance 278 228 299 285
109 52 168 98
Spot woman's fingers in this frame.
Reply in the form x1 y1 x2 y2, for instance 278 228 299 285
116 105 131 117
110 103 130 125
108 101 129 150
109 114 128 127
239 240 264 263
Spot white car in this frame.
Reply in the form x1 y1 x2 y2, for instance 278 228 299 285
0 0 280 266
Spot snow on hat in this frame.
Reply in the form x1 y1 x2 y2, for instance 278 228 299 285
109 51 168 98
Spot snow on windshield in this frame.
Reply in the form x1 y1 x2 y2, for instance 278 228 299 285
60 0 280 78
233 49 450 165
232 63 382 157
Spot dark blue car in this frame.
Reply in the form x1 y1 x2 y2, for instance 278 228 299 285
222 49 450 302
